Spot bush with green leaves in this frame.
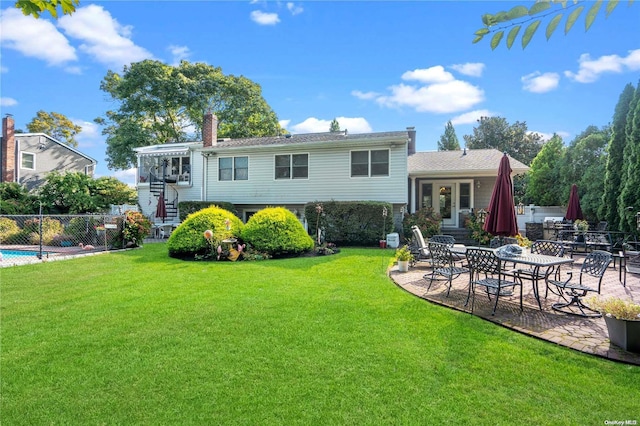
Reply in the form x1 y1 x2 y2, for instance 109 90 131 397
304 201 394 246
242 207 314 257
123 210 151 247
465 211 492 246
167 206 243 259
66 216 102 243
402 207 442 241
22 217 64 245
0 217 21 243
178 201 238 221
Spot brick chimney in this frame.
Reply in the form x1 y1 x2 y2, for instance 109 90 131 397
1 115 16 183
203 111 218 148
406 126 416 155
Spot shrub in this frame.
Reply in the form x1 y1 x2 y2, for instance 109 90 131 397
242 207 314 257
402 207 442 241
66 217 101 243
304 201 394 246
465 211 492 246
0 217 20 243
178 201 238 221
123 210 152 247
168 206 243 259
22 217 64 245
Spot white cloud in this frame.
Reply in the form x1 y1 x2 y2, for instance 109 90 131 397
357 66 484 114
402 66 454 84
168 45 191 66
376 80 484 114
0 8 77 66
521 71 560 93
73 119 103 149
351 90 380 100
450 109 494 125
564 49 640 83
112 168 137 187
450 62 485 77
287 2 304 15
58 5 153 70
0 97 18 107
287 117 372 134
279 119 291 129
250 10 280 25
0 65 8 73
529 130 570 141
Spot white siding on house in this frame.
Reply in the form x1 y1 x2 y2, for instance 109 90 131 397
201 143 407 205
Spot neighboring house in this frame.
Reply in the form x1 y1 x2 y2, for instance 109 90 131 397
1 115 97 190
135 112 529 232
409 149 529 228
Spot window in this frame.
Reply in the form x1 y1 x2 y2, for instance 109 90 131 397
85 164 94 175
275 154 308 179
421 183 433 208
351 149 389 177
21 152 35 170
219 156 248 181
459 183 471 209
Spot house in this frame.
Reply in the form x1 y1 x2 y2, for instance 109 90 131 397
408 149 529 228
1 115 97 190
135 112 529 232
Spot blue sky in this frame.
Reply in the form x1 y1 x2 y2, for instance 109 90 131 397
1 1 639 186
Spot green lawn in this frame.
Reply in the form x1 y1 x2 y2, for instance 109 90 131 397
1 245 638 424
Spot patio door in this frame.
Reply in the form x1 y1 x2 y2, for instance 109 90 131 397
438 184 456 227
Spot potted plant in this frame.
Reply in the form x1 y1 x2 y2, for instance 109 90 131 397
573 219 589 242
395 245 413 272
586 296 640 353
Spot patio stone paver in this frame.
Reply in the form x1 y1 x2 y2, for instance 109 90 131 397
389 255 640 365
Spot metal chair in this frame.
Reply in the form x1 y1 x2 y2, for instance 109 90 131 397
514 240 566 298
621 248 640 288
489 237 518 248
465 247 523 315
424 242 468 296
548 250 612 318
429 235 456 246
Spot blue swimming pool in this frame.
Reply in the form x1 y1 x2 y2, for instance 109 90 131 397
0 249 49 257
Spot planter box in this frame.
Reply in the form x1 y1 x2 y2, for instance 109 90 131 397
604 316 640 353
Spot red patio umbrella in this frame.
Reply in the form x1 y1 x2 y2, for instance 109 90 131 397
156 192 167 223
483 153 519 237
565 184 584 221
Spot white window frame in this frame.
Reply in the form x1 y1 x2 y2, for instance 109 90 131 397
219 156 249 181
275 153 309 180
350 149 389 177
20 151 35 170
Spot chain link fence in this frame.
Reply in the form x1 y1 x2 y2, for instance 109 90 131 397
0 214 126 266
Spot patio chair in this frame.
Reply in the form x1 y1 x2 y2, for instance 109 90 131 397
465 247 523 315
424 242 469 296
409 225 431 267
622 248 640 287
548 250 612 318
511 240 566 298
429 234 465 265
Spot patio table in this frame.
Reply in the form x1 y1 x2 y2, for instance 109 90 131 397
450 246 574 310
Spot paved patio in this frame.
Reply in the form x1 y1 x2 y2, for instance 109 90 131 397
389 254 640 365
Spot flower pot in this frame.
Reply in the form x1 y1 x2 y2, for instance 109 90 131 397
604 315 640 353
379 240 387 248
397 260 409 272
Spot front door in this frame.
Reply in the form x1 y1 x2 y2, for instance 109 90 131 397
438 184 456 227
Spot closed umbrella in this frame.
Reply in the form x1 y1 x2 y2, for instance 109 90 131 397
483 153 519 238
565 184 584 221
156 192 167 223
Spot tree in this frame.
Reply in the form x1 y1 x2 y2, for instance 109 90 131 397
473 1 633 50
601 83 635 230
618 81 640 232
0 182 39 214
526 134 565 206
14 0 78 19
437 121 461 151
38 172 137 214
95 60 284 170
329 118 340 132
463 116 542 165
26 111 82 147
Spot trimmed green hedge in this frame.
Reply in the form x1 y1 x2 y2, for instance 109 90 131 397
241 207 314 257
304 201 394 246
167 206 243 259
178 201 238 221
